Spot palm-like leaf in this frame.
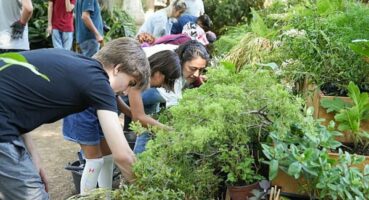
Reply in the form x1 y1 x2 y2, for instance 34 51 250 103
0 53 49 81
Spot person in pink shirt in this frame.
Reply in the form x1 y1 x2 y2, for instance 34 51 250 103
46 0 75 50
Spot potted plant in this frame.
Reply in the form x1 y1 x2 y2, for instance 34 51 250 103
219 144 263 200
319 82 369 170
262 108 369 199
262 109 342 198
315 150 369 200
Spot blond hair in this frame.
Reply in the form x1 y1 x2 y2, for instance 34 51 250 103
94 37 150 90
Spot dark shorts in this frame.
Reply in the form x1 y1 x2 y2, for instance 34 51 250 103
63 107 104 145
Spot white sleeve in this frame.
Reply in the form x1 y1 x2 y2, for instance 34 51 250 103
156 78 184 107
199 0 205 15
143 44 178 57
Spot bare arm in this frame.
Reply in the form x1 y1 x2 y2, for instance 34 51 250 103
46 1 53 35
22 133 49 192
20 0 33 24
128 88 166 129
65 0 74 12
97 110 136 183
81 11 103 43
116 96 132 118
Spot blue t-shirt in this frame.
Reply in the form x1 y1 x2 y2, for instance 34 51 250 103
0 48 117 142
171 15 197 34
75 0 103 44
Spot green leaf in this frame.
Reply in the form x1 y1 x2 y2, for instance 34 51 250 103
256 62 279 71
288 162 302 179
250 8 271 38
335 109 359 132
320 97 347 113
350 39 369 57
364 165 369 175
269 160 279 180
220 61 236 73
0 53 50 81
303 166 318 176
347 82 362 108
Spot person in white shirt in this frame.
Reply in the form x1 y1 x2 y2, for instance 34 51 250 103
0 0 33 52
138 0 187 38
184 0 204 17
143 40 210 107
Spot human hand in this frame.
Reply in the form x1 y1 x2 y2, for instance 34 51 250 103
46 25 52 37
10 20 25 39
39 166 49 192
199 75 208 83
99 39 104 48
163 125 174 132
96 34 104 46
191 75 208 88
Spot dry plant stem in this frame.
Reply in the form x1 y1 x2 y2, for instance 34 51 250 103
248 106 272 125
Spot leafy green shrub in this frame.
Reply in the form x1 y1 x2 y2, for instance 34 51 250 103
214 0 369 95
203 0 264 35
316 150 369 200
101 8 137 41
213 24 250 56
214 8 275 58
115 185 185 200
111 62 307 199
28 0 52 49
254 0 369 95
262 111 342 197
262 113 369 199
225 33 274 72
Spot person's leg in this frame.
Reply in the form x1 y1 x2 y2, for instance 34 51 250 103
51 29 64 49
97 139 113 189
133 131 152 154
79 144 103 195
78 39 100 57
0 138 49 200
62 108 104 195
62 32 74 50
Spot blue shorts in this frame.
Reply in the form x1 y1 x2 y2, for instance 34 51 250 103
133 131 153 154
63 107 104 145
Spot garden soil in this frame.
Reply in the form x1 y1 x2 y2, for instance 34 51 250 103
30 120 80 200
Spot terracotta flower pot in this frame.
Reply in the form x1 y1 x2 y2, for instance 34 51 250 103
227 182 260 200
271 169 307 195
